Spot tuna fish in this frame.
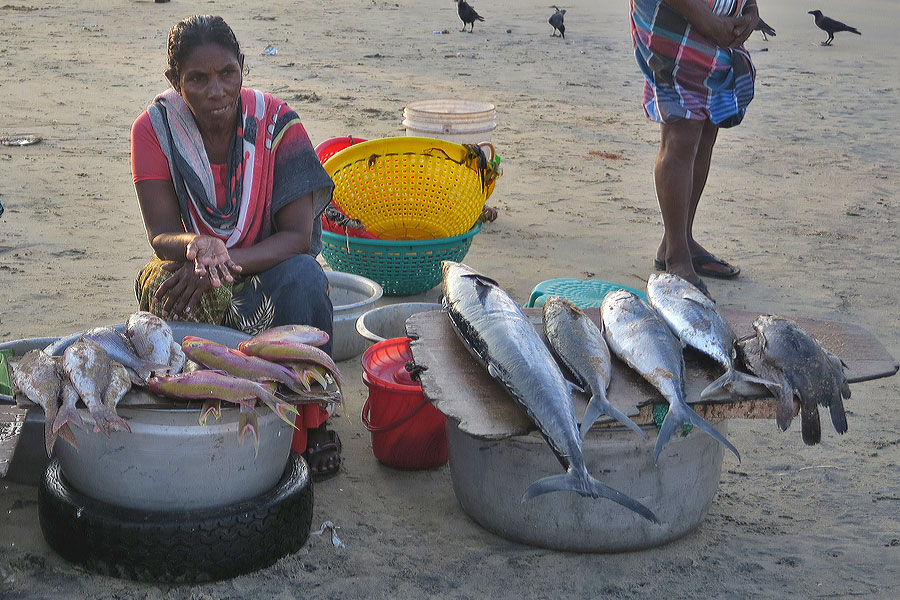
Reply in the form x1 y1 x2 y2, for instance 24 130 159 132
737 314 849 445
646 273 777 401
601 289 740 462
541 296 646 440
442 261 658 523
61 340 131 435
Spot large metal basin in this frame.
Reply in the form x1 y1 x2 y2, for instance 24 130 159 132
447 419 726 552
44 322 293 511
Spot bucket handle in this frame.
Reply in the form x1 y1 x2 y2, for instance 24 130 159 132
362 395 431 434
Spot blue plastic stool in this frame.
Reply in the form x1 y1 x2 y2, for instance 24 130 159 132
524 278 647 309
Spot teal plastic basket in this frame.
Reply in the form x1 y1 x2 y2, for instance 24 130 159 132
525 278 647 308
321 222 482 296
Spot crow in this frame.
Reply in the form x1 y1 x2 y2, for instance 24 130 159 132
808 10 860 46
755 16 776 41
456 0 484 33
549 6 566 38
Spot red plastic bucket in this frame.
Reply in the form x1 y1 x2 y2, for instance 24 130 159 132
361 338 448 470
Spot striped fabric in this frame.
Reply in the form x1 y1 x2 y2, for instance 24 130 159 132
707 0 745 17
630 0 755 127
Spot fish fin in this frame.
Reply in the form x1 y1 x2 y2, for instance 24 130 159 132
801 403 821 445
775 388 796 432
580 392 646 441
198 400 222 426
56 424 79 452
460 272 500 287
699 369 782 402
255 386 300 429
42 393 61 457
238 407 260 457
521 472 658 524
829 398 848 435
565 380 585 395
52 403 84 435
88 405 131 436
655 403 740 463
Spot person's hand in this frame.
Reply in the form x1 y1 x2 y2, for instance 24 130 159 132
729 2 758 47
185 235 242 288
155 261 213 320
692 13 739 48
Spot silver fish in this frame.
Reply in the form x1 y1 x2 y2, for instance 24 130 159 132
646 273 776 401
442 261 658 523
125 311 185 374
11 350 78 454
81 326 170 384
541 296 646 440
601 289 740 462
738 314 849 445
62 340 131 435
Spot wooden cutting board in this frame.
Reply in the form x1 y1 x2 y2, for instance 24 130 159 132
406 308 898 440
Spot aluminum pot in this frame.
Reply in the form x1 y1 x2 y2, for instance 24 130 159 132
326 270 383 361
446 418 726 552
46 322 293 511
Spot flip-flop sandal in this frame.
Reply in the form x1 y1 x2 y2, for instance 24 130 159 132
653 258 666 271
303 430 342 482
692 254 740 279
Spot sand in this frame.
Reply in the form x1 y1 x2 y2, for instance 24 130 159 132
1 0 898 597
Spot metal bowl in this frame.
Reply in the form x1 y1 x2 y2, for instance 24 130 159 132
326 270 383 361
356 302 442 344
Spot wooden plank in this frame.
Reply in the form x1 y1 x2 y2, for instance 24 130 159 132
0 405 29 478
406 308 898 440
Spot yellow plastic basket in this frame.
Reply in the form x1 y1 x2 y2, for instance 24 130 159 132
322 137 500 241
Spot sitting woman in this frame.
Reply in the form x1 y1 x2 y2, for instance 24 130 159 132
131 14 341 480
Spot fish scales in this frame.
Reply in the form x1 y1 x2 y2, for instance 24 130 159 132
646 273 777 401
441 261 658 523
541 296 645 440
601 289 740 462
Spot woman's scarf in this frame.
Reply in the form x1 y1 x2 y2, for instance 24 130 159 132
147 88 321 248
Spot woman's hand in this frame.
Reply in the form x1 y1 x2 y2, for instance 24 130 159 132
155 261 213 320
185 235 242 288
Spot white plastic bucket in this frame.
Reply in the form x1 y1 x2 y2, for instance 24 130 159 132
402 99 497 144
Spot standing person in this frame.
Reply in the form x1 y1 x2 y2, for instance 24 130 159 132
630 0 758 296
131 15 342 480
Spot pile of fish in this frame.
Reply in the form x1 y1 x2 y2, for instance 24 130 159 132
441 261 852 518
12 312 342 455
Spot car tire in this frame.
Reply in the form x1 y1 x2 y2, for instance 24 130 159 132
38 452 313 583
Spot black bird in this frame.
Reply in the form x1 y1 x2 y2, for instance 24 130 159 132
456 0 484 33
549 6 566 38
808 10 861 46
755 16 776 41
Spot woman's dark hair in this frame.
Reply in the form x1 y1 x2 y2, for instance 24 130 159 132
167 15 241 81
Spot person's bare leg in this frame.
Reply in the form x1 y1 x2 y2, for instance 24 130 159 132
653 118 705 286
656 118 717 262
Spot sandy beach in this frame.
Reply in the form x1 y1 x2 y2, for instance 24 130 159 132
1 0 899 597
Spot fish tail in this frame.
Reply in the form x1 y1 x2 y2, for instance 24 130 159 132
56 423 79 452
198 400 222 426
699 368 780 401
801 404 822 445
579 392 647 441
52 404 84 436
43 416 59 457
255 386 300 429
655 403 741 463
520 471 659 524
238 407 260 457
828 399 848 435
89 405 131 436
